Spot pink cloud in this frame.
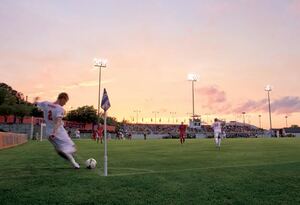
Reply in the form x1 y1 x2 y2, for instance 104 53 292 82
197 86 227 104
233 96 300 114
233 99 267 114
196 84 300 115
196 86 231 113
288 0 300 14
271 96 300 114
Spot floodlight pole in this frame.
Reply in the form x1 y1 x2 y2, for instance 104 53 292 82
153 111 159 123
265 87 273 131
170 112 176 123
258 115 262 129
98 68 102 121
242 112 246 125
192 80 195 119
94 59 107 124
188 74 197 120
133 110 141 123
285 116 288 127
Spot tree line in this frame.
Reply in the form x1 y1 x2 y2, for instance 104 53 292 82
0 83 120 129
0 82 41 123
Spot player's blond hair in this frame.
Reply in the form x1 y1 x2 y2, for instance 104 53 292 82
57 92 69 101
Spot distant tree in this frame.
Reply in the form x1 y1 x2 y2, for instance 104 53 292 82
121 119 130 124
0 83 38 121
13 104 31 123
0 83 122 126
291 125 299 128
66 106 98 124
106 116 121 130
0 104 13 123
0 88 6 105
0 83 25 104
30 107 44 117
0 88 16 105
0 83 13 93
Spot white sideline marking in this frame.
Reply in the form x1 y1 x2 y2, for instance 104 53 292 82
0 161 299 180
109 167 155 172
106 161 300 177
95 167 154 177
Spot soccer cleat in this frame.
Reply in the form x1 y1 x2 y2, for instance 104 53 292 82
73 162 80 169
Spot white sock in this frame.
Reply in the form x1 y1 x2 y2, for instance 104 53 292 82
65 153 80 168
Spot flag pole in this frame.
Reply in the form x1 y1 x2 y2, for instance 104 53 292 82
101 88 110 177
104 111 108 176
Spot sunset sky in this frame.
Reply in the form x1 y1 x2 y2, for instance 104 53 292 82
1 0 300 128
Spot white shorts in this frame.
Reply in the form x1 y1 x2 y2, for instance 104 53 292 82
48 131 76 154
214 132 221 139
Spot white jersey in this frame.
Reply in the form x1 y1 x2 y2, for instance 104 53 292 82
37 101 66 137
211 121 222 133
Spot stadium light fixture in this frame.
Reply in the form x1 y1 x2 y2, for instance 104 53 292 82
258 114 262 129
242 112 246 125
265 85 273 131
94 58 108 123
187 73 198 81
187 73 198 119
152 111 159 124
170 112 176 123
94 58 107 67
265 85 272 92
133 110 141 123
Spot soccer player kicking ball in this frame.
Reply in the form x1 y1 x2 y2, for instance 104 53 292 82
178 122 187 144
34 93 80 169
211 118 222 150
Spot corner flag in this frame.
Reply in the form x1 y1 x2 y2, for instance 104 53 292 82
101 88 111 176
101 88 111 111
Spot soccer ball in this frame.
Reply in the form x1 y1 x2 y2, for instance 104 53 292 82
85 158 97 169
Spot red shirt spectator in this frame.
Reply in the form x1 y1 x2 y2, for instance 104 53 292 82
178 122 187 144
97 126 104 143
179 123 187 136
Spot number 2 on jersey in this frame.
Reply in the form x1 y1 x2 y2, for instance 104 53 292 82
48 110 53 120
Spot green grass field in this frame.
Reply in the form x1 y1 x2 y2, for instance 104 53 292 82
0 138 300 205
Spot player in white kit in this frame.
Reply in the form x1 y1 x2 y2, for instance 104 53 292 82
35 93 80 169
211 118 222 150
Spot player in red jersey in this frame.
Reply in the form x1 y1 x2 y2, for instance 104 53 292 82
97 124 104 144
178 122 187 144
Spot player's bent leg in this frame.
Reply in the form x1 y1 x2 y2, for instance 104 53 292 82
56 150 70 160
56 150 80 169
65 152 80 169
216 136 221 150
52 133 80 169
